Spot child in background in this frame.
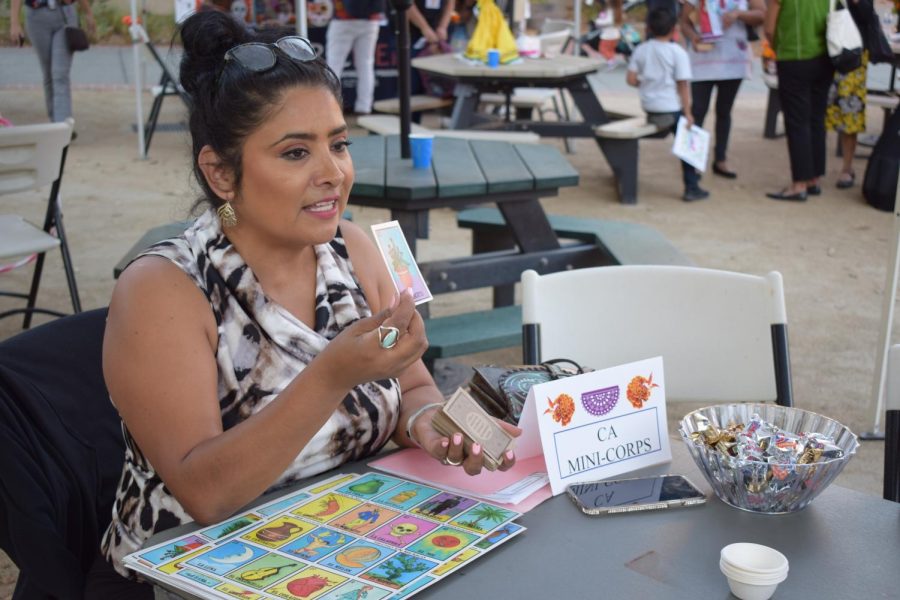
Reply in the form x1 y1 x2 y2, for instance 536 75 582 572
627 7 708 202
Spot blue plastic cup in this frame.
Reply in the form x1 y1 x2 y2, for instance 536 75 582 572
487 48 500 68
409 134 434 169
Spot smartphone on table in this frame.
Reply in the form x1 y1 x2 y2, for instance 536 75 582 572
566 474 706 515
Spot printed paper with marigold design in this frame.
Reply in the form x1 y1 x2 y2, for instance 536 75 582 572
517 356 672 495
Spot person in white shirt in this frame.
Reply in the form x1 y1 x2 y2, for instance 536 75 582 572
627 7 708 202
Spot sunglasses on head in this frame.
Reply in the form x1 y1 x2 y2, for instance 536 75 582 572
224 36 317 73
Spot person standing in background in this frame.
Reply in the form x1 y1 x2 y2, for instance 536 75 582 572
826 0 885 190
326 0 386 115
406 0 455 95
627 7 708 202
679 0 765 180
408 0 455 48
764 0 831 201
9 0 95 125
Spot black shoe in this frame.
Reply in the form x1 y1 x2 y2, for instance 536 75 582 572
712 163 737 179
836 172 855 189
683 187 710 202
807 184 822 196
766 189 807 201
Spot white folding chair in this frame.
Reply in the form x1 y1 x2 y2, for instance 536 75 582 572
521 266 793 406
883 344 900 502
0 119 80 328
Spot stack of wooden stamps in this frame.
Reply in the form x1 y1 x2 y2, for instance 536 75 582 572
431 388 516 471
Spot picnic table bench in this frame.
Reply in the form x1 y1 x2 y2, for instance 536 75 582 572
427 207 693 369
372 94 453 122
593 115 666 205
356 114 542 143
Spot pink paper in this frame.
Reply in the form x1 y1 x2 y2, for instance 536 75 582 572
369 449 553 513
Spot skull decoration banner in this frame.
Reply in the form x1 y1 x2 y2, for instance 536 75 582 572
517 356 672 496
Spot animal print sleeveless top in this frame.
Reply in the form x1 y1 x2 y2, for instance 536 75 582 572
101 210 401 577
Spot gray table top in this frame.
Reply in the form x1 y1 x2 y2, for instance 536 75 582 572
349 135 579 203
146 438 899 599
410 54 602 80
411 442 900 599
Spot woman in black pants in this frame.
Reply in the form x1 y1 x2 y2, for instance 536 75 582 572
680 0 765 179
764 0 832 201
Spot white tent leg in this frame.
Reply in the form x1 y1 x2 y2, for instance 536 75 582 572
296 0 307 38
130 0 146 159
573 0 581 44
864 169 900 440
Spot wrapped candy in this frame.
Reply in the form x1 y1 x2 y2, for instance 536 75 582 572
690 412 843 508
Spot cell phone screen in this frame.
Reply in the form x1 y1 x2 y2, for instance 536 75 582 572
566 475 705 514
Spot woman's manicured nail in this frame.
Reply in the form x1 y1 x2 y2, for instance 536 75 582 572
452 433 462 446
505 450 514 461
472 443 481 456
441 439 449 448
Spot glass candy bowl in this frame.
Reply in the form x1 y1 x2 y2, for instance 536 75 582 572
679 404 859 514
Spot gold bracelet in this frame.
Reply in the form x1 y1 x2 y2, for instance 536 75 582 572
405 402 444 448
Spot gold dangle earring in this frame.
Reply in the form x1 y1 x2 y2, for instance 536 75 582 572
217 201 238 227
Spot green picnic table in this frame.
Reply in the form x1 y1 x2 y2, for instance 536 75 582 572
348 135 598 312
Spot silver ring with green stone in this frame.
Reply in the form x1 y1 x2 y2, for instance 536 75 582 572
378 325 400 349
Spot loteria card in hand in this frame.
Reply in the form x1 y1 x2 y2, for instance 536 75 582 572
371 220 433 305
432 388 514 470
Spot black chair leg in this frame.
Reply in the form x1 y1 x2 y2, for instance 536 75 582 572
144 94 164 156
53 203 81 314
21 252 46 330
144 71 169 156
522 323 540 365
885 409 899 503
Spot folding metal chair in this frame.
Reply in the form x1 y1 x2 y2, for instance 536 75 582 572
0 119 79 328
131 24 191 155
521 266 793 407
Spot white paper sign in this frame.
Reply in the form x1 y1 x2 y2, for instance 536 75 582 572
517 357 671 495
173 0 198 24
672 116 710 172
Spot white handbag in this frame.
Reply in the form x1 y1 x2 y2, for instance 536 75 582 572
827 0 863 73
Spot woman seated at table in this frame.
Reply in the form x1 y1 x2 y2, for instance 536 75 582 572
91 9 518 597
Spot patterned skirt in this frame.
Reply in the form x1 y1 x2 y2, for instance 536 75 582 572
826 52 869 135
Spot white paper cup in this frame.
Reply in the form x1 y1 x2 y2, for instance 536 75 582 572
720 560 787 584
724 576 781 600
719 543 788 600
721 543 789 575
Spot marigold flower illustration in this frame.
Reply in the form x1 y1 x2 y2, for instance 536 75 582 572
626 373 659 409
544 394 575 426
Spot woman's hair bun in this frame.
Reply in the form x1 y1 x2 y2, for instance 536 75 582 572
179 9 251 98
